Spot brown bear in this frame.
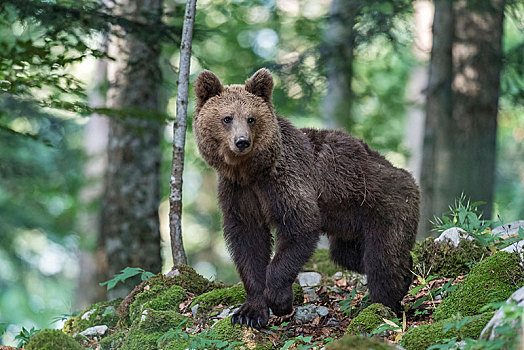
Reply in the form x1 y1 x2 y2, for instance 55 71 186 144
193 68 420 329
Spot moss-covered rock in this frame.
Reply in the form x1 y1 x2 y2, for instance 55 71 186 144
120 309 191 350
433 252 524 321
99 330 127 350
128 285 187 322
63 298 122 335
191 283 304 315
402 312 494 350
411 237 490 278
25 329 83 350
303 249 342 277
212 316 271 349
118 265 219 325
326 334 396 350
346 303 396 335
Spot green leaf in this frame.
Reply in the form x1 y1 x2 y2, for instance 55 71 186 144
99 267 152 291
282 339 296 350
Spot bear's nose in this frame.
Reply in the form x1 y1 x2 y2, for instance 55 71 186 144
235 137 250 152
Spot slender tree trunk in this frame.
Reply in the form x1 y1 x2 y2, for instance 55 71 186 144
419 0 453 238
420 0 504 238
102 0 163 299
169 0 196 266
322 0 356 130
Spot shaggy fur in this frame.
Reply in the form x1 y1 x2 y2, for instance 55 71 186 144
193 69 420 329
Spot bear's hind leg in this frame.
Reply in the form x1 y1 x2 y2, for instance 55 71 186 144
362 224 413 312
328 236 365 274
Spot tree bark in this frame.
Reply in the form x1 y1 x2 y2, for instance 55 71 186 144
322 0 356 130
169 0 196 266
419 0 453 238
102 0 163 299
420 0 504 238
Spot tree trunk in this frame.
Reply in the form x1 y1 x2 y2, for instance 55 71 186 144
169 0 196 267
420 0 504 238
419 0 453 238
322 0 356 130
102 0 163 299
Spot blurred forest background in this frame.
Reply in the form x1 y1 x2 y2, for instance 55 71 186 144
0 0 523 345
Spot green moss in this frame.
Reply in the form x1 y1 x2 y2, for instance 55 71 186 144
190 284 246 313
120 330 163 350
411 237 490 278
129 284 187 322
402 312 494 350
212 316 245 343
326 335 394 350
191 283 304 314
63 298 122 335
292 283 304 306
137 309 192 333
433 252 524 321
211 316 270 349
99 330 127 350
346 303 396 335
303 249 341 277
25 329 83 350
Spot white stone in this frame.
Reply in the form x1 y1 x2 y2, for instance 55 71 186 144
80 325 108 337
165 268 181 278
297 272 322 287
480 286 524 340
492 220 524 239
435 227 472 247
191 304 199 318
81 309 96 320
303 287 319 302
501 240 524 257
332 272 343 280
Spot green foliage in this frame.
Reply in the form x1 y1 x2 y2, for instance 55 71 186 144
432 194 490 235
24 329 83 350
433 252 524 321
326 334 395 350
15 326 39 348
100 267 154 291
303 249 341 277
339 287 358 317
129 285 187 323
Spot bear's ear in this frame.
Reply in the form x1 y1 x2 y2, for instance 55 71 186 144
195 70 223 108
245 68 273 103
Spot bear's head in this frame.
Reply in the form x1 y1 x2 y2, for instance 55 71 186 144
193 69 281 179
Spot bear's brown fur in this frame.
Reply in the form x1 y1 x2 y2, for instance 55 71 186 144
193 68 420 329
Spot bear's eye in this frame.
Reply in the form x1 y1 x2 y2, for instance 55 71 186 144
222 116 233 124
247 117 255 125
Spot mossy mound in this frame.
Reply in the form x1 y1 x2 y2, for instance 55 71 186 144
402 312 494 350
212 316 271 349
346 303 396 335
128 284 187 322
303 249 342 277
120 309 191 350
99 330 127 350
118 265 219 325
433 252 524 321
191 283 304 314
63 298 122 335
326 334 395 350
412 237 490 278
25 329 83 350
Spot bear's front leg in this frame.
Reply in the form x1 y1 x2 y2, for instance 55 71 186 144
219 181 272 329
265 230 319 316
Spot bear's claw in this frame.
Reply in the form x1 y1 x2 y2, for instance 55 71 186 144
231 303 268 330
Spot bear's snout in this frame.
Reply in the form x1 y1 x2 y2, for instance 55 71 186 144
234 136 251 152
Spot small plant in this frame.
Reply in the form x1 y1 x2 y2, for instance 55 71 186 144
338 287 357 316
432 194 491 235
15 327 39 348
281 335 329 350
410 266 456 310
158 322 243 350
372 312 407 343
99 267 154 291
0 322 7 338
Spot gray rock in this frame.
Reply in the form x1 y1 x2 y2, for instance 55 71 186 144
297 272 322 287
435 227 472 247
216 307 232 319
303 286 319 302
191 304 199 318
80 325 108 337
332 272 343 280
480 286 524 340
294 305 329 323
501 240 524 257
492 220 524 238
165 268 181 278
81 309 95 320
